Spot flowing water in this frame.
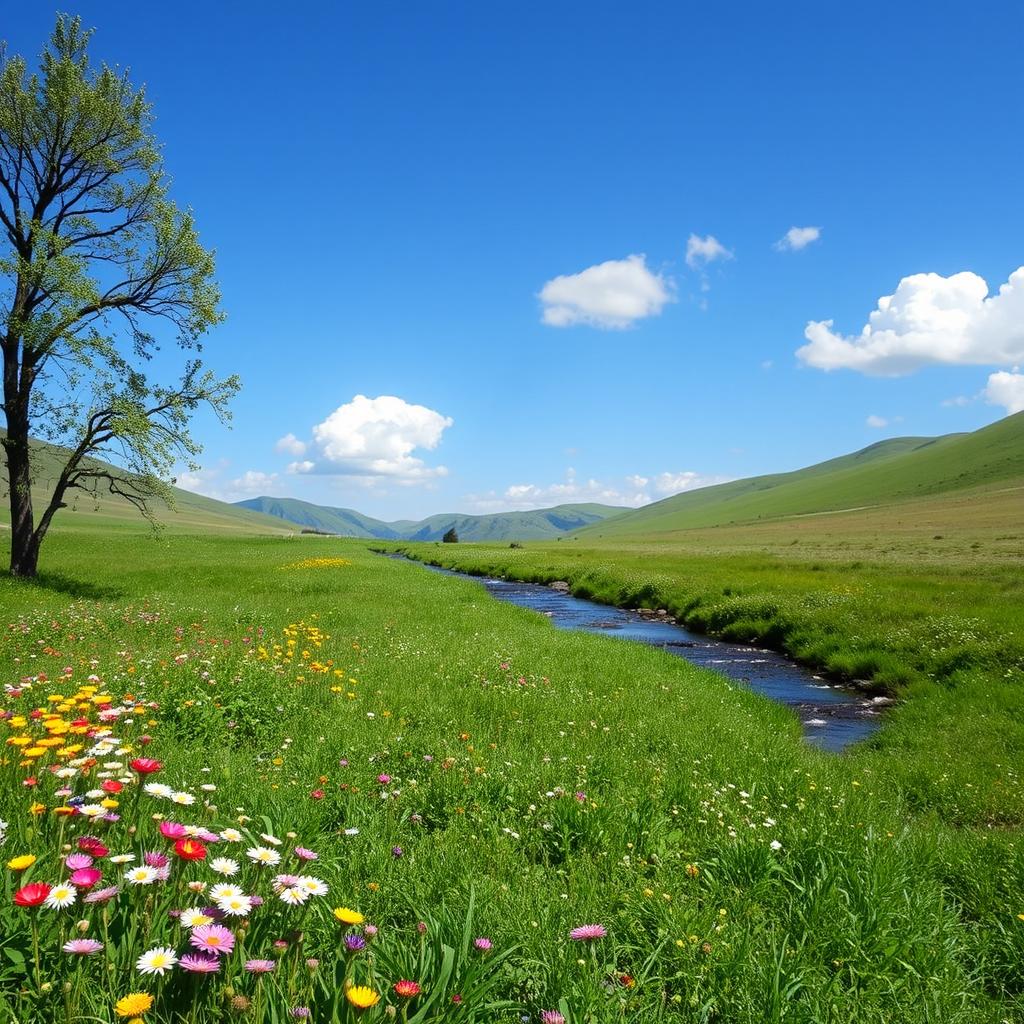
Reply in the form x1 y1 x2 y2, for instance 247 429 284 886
412 560 884 751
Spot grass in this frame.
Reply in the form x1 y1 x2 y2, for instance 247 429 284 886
0 527 1022 1022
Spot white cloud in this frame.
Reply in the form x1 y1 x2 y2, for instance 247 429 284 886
774 226 821 252
941 394 972 408
288 395 453 485
275 433 307 457
463 467 731 513
539 254 672 329
797 266 1024 376
865 415 889 429
686 234 733 269
984 369 1024 415
175 465 280 503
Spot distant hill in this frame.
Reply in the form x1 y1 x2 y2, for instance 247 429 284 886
577 412 1024 539
236 496 626 542
0 431 291 536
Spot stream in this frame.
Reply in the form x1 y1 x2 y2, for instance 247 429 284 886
410 560 884 752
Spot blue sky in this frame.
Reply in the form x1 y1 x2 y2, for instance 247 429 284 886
7 3 1024 518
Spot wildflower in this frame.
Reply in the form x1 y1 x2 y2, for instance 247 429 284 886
770 840 782 851
333 907 364 925
216 894 253 917
210 857 239 876
344 934 366 953
260 833 283 846
114 992 154 1017
295 876 328 896
220 828 242 842
392 845 403 858
569 924 607 941
83 885 119 905
129 758 162 774
191 924 236 956
279 886 308 906
474 937 493 951
209 883 242 902
171 792 195 806
63 938 104 955
541 1013 565 1024
230 995 252 1013
7 854 36 871
310 789 324 799
346 986 380 1010
180 952 221 973
137 947 178 975
159 822 187 840
143 783 173 798
179 908 214 928
244 959 276 974
394 980 421 998
294 847 317 861
174 838 207 861
78 836 108 857
110 854 136 865
125 867 159 886
246 846 281 866
14 882 51 907
66 853 93 870
291 1009 312 1019
70 867 102 889
363 924 378 938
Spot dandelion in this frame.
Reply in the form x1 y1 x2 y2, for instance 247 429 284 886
63 938 104 955
124 866 159 886
115 992 154 1017
246 846 281 866
244 959 276 974
137 947 178 975
190 924 236 956
180 952 221 973
569 924 607 941
346 986 380 1010
333 907 364 925
394 980 421 998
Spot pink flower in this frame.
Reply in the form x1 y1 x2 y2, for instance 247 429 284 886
190 924 236 956
160 821 187 840
69 868 102 889
294 847 317 861
541 1013 566 1024
569 924 607 941
377 774 392 784
180 952 221 973
63 938 104 955
65 853 93 871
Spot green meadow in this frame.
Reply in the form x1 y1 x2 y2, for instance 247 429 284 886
1 524 1023 1023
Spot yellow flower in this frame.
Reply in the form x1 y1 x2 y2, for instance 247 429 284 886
333 907 365 926
8 854 36 871
115 993 153 1017
346 985 380 1009
29 802 46 816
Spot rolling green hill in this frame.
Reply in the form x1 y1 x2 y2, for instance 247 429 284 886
236 496 626 541
0 432 291 535
580 412 1024 538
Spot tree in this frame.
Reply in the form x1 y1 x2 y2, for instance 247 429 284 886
0 16 238 577
442 527 458 543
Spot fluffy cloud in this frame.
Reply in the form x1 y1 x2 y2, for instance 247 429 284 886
287 395 453 485
464 467 730 513
865 415 889 429
984 369 1024 414
797 267 1024 376
774 226 821 251
685 234 733 269
274 433 307 457
539 254 672 329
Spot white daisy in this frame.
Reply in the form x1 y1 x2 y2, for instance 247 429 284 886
179 908 214 928
124 866 159 886
54 767 77 779
215 894 253 917
246 846 280 866
137 946 177 975
296 876 328 896
79 805 106 819
109 853 135 864
209 857 239 877
208 883 242 902
144 783 173 798
171 792 195 806
278 886 308 906
219 828 242 842
259 833 282 847
44 884 77 909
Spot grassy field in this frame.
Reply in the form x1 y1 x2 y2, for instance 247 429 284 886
0 526 1022 1023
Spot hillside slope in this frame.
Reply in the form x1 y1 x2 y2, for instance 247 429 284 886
583 413 1024 538
0 433 291 535
237 497 626 541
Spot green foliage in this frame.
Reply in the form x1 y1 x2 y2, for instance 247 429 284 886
442 527 459 544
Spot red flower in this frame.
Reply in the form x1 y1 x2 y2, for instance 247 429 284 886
14 883 51 908
174 838 207 861
451 994 463 1005
130 758 162 774
310 789 324 800
101 780 123 794
394 980 422 998
22 777 37 788
77 837 109 858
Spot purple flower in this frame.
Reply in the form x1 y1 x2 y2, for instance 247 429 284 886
62 938 103 955
244 959 276 974
391 846 404 858
144 851 169 868
569 923 607 941
291 1010 312 1020
474 937 493 952
180 952 221 973
344 934 366 953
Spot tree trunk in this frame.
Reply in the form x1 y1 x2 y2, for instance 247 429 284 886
4 428 38 577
